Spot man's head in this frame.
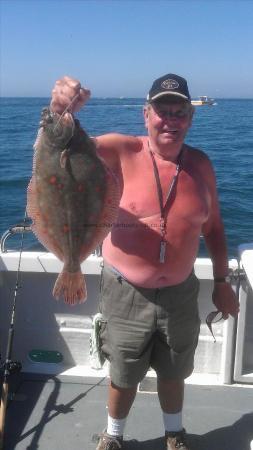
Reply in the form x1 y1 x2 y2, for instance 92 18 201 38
144 74 194 153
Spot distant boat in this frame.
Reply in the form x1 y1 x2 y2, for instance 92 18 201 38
191 96 215 106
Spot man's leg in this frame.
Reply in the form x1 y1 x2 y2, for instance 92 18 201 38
108 380 137 419
96 381 137 449
157 378 184 414
158 379 189 450
158 378 184 432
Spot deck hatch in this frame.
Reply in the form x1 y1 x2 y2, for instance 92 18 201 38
29 349 63 363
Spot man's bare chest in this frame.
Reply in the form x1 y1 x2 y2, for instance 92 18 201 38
118 154 210 225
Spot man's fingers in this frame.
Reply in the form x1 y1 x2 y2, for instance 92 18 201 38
50 95 73 114
50 77 90 114
71 88 91 112
80 87 91 101
62 75 81 90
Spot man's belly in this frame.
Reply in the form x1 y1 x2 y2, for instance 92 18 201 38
102 220 201 288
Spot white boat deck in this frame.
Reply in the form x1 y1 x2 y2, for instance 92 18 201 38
1 372 253 450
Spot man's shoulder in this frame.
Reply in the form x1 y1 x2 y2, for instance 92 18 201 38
96 133 143 151
185 144 209 159
185 144 212 167
94 133 144 171
185 144 215 183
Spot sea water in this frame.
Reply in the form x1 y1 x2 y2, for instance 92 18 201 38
0 97 252 257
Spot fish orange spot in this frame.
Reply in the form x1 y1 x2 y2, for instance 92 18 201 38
77 184 85 192
49 175 57 184
63 224 70 233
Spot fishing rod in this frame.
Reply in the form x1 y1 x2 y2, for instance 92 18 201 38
0 217 28 449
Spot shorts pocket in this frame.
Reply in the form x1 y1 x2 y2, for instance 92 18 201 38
100 270 135 320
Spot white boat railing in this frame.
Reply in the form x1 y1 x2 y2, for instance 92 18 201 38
234 244 253 383
0 238 253 385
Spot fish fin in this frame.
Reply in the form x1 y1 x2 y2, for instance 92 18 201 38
33 127 43 153
27 176 38 220
27 176 64 260
60 149 68 168
53 270 87 305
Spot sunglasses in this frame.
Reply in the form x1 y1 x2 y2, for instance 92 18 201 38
206 310 225 342
151 104 191 119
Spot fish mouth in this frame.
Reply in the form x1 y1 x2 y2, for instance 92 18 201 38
40 109 74 135
41 109 75 146
58 112 74 127
52 112 74 135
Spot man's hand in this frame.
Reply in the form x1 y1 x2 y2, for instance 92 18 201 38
50 76 91 114
212 282 240 319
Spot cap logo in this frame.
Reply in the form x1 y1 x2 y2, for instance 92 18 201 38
161 79 179 90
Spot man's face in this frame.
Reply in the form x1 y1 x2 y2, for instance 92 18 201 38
143 98 194 147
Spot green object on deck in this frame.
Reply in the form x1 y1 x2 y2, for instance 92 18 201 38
29 349 63 363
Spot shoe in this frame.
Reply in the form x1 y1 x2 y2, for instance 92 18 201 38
96 430 123 449
165 428 190 450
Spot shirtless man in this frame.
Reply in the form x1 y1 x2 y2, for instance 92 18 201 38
51 74 239 450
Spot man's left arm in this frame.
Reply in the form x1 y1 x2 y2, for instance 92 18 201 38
201 160 239 318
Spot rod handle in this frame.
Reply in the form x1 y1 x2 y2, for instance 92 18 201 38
0 382 9 450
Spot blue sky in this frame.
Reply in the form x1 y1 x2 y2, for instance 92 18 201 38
1 0 253 98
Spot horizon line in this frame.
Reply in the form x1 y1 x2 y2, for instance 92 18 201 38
1 95 253 100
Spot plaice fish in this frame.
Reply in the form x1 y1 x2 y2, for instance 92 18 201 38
27 108 119 305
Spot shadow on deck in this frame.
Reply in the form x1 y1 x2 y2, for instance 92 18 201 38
1 373 253 450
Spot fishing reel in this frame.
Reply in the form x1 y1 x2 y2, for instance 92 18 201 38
0 359 22 375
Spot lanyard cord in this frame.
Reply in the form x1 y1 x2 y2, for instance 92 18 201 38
148 142 184 263
148 144 183 226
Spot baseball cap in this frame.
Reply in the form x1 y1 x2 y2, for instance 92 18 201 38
147 74 191 102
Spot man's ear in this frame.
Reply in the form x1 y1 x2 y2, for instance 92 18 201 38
143 105 149 129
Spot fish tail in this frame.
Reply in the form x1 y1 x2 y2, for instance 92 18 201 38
53 270 87 305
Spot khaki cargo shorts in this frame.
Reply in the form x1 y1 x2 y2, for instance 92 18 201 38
99 263 200 388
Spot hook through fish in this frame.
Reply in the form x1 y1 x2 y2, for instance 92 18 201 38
53 93 80 135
